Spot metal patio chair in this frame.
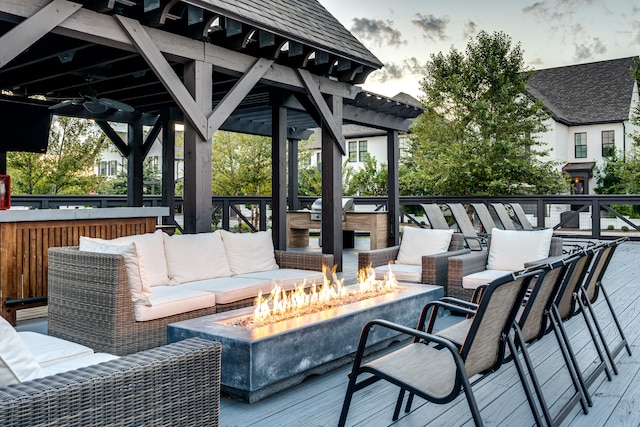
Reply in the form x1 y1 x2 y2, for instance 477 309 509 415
338 268 539 426
576 237 632 375
490 203 517 230
471 203 499 234
420 203 451 230
446 202 486 251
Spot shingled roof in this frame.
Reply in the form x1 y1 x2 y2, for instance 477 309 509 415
526 57 637 125
193 0 383 71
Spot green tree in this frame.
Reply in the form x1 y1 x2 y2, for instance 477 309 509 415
211 131 272 196
104 157 162 195
7 116 107 194
405 31 568 196
345 153 388 196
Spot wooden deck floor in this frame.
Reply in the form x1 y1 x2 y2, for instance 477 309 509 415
220 241 640 426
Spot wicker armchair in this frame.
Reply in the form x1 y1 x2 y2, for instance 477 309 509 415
447 235 563 301
47 246 333 355
358 233 469 285
0 338 221 427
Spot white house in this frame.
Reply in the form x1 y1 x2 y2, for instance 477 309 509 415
527 57 639 194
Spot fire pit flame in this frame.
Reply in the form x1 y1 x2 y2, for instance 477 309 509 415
246 264 397 328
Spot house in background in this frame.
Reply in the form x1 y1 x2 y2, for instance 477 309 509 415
527 57 639 194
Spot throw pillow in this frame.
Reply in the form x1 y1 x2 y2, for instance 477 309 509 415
396 227 454 265
107 229 169 287
163 231 232 284
219 229 279 275
0 316 42 385
486 228 554 271
78 239 150 305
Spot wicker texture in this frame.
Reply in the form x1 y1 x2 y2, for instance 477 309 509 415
0 338 221 427
447 236 563 301
357 233 468 286
48 246 332 355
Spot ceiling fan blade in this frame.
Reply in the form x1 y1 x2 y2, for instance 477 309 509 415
100 98 135 113
49 99 80 110
83 100 108 114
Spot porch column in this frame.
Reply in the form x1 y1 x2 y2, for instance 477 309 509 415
387 130 400 246
182 61 213 233
271 91 287 250
321 95 343 271
127 119 144 207
161 108 177 223
287 138 301 211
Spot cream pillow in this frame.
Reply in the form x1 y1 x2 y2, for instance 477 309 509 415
79 238 150 305
396 227 454 265
486 228 554 271
107 229 169 287
163 231 232 284
0 316 42 385
219 229 279 275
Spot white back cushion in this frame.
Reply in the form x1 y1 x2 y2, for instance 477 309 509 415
79 239 150 305
107 229 169 287
220 229 279 275
396 227 454 265
0 316 41 385
163 231 231 284
486 228 554 271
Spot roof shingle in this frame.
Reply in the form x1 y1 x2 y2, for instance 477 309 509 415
526 57 637 125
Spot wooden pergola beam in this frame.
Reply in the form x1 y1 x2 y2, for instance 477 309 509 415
0 0 80 68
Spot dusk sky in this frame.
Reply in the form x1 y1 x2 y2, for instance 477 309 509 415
319 0 640 99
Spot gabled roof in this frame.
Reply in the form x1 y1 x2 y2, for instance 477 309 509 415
526 57 638 125
192 0 383 71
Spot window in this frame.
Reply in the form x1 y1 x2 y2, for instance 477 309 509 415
602 130 615 157
99 161 119 176
358 140 368 161
348 141 357 162
574 133 587 158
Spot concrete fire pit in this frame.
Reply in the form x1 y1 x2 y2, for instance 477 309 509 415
167 283 442 403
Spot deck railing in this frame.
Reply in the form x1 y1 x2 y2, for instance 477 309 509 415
10 193 640 241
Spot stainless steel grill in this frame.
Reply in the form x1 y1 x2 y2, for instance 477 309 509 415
310 198 355 221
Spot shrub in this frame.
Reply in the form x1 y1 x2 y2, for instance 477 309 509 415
621 225 630 232
607 224 615 230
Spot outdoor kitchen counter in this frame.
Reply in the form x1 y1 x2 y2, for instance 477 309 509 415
286 211 388 249
0 207 168 325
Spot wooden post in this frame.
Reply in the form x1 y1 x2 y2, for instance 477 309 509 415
271 91 287 249
182 60 213 233
127 119 144 207
321 95 343 271
387 130 400 246
287 138 300 211
161 108 177 225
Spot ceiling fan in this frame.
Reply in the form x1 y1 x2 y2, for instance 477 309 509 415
49 86 135 114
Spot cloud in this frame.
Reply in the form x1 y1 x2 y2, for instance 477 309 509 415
370 57 427 83
522 1 549 16
350 17 405 47
573 37 607 61
463 20 478 40
412 13 449 41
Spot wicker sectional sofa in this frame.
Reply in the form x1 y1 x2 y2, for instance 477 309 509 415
47 230 333 355
0 336 221 427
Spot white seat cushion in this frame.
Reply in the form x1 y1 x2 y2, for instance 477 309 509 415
163 231 231 284
180 276 278 305
234 269 325 289
37 353 119 379
0 317 41 384
374 264 422 283
396 227 454 265
18 331 94 367
219 229 279 275
133 286 216 322
462 269 513 290
486 228 553 271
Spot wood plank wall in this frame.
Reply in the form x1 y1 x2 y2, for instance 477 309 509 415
1 216 157 324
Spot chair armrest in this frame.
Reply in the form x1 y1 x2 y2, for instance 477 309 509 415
0 338 222 426
447 250 490 286
274 250 333 271
421 248 471 285
357 246 400 271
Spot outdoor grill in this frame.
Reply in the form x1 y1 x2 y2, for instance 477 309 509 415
310 198 355 221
